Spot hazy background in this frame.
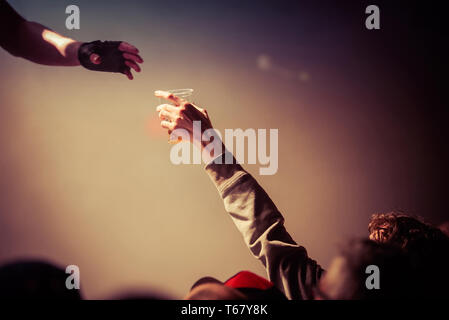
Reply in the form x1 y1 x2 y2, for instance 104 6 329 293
1 0 447 298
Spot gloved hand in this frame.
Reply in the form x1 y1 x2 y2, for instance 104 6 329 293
78 41 143 80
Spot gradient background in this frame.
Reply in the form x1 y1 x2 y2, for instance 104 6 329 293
0 0 447 299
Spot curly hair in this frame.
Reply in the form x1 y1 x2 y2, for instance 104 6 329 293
366 212 449 298
368 211 448 249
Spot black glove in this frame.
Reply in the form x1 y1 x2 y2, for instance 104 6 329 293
78 40 129 74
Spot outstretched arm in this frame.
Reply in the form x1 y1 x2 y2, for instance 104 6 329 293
0 0 143 79
155 90 325 300
0 4 82 67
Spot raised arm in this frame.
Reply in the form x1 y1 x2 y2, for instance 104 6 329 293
155 90 325 299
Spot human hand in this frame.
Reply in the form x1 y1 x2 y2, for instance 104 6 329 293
78 41 143 79
155 90 213 147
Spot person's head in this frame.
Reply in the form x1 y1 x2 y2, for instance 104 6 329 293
368 211 447 248
185 282 248 300
315 239 411 299
0 260 82 299
111 290 170 300
439 221 449 237
184 271 287 300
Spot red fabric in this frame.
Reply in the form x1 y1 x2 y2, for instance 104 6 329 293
224 271 274 290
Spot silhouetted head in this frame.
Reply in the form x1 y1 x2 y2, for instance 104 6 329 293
0 260 82 299
316 239 411 299
185 271 287 300
317 235 449 299
110 289 170 300
439 221 449 237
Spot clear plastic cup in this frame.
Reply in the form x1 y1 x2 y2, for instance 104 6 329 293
166 88 194 100
159 88 194 144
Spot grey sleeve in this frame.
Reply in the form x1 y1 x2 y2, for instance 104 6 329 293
205 153 324 300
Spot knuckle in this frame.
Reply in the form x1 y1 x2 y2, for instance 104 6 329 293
180 102 189 110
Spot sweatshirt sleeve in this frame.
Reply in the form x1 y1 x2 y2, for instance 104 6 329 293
205 153 325 300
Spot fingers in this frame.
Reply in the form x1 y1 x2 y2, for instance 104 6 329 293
156 102 213 141
156 104 179 113
156 101 209 125
158 109 175 122
119 43 143 79
154 90 186 106
157 104 186 132
125 60 141 73
157 104 181 123
123 52 143 75
119 42 139 55
123 68 133 80
160 120 175 131
123 52 144 64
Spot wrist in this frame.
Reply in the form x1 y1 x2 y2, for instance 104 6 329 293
200 139 225 164
68 41 82 65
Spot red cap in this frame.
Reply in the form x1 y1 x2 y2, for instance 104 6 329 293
224 271 274 290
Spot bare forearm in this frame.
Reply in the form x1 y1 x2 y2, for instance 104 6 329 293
8 20 81 66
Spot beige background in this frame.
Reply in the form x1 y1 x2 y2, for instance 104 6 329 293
1 0 446 298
